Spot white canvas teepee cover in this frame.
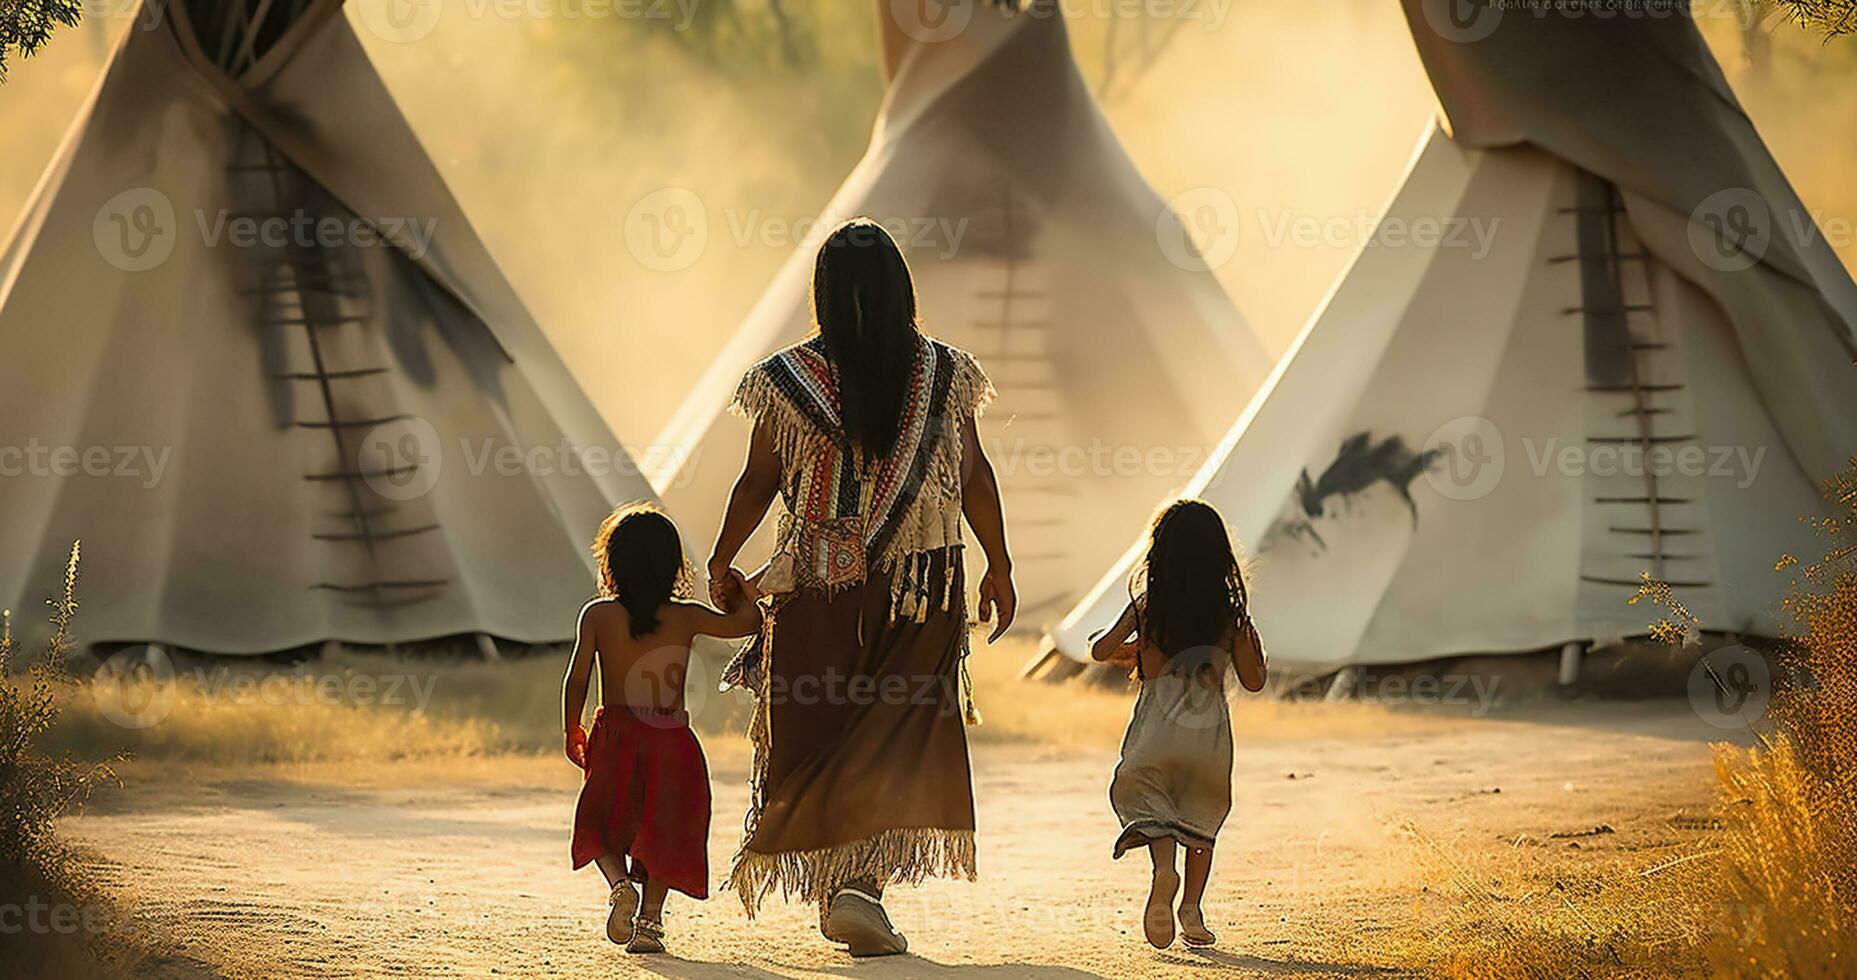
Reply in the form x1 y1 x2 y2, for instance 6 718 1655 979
1047 4 1857 670
654 1 1269 618
0 0 652 652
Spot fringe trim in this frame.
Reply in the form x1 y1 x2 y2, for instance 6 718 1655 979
945 344 997 422
729 365 838 463
961 624 981 726
729 827 977 917
732 340 993 611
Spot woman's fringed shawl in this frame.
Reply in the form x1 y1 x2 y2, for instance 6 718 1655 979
725 334 992 916
726 334 993 719
727 333 994 607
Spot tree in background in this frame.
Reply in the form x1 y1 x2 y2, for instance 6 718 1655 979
1775 0 1857 37
0 0 82 82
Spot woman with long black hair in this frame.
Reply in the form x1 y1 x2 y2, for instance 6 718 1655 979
707 218 1015 956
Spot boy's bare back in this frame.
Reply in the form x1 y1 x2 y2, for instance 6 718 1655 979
577 595 760 715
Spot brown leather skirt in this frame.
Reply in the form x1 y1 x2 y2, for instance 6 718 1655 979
728 547 977 915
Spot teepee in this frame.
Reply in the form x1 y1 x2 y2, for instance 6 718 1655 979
0 0 652 653
1043 0 1857 672
654 0 1270 619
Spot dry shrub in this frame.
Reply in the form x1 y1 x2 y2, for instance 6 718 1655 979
1704 460 1857 976
0 542 149 978
1403 461 1857 977
1710 738 1854 975
1773 0 1857 38
0 542 112 866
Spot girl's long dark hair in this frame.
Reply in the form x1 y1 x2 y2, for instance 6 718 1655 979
1131 499 1249 665
811 218 921 460
591 502 692 638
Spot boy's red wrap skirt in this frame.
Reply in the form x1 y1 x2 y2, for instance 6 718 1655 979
571 705 711 900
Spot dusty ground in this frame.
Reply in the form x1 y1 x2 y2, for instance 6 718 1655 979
61 696 1729 979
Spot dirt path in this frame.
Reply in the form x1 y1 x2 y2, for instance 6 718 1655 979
66 701 1726 979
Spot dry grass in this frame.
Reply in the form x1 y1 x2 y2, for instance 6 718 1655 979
1399 461 1857 978
1702 459 1857 976
1710 737 1854 975
0 542 158 980
42 631 1453 771
965 637 1457 749
45 648 537 767
1402 822 1717 979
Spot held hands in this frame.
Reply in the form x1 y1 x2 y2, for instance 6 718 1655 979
717 568 759 612
707 557 758 612
732 568 762 606
976 563 1017 643
564 724 588 770
706 557 736 607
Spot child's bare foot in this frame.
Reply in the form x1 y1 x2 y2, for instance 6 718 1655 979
605 880 638 945
626 916 665 954
1178 903 1217 947
1144 866 1180 949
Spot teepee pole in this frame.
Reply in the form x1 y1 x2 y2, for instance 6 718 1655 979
1558 641 1585 686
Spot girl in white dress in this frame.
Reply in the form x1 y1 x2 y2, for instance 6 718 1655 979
1091 499 1267 949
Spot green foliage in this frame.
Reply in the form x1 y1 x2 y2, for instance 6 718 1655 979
0 0 84 83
